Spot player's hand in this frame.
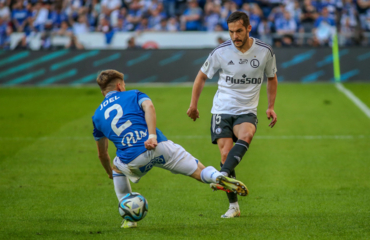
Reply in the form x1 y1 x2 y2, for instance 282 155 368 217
187 106 199 121
266 109 277 128
108 168 113 179
144 138 158 150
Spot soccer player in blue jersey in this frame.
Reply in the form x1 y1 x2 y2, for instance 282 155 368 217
92 69 248 228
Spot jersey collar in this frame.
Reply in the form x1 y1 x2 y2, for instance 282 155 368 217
231 37 255 55
105 91 118 98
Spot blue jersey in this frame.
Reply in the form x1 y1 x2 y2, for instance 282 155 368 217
92 90 167 163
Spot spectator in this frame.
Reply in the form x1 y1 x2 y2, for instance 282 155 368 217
301 0 318 33
11 1 29 32
181 0 202 31
135 17 150 31
127 36 141 49
51 6 68 30
32 1 51 32
313 7 336 46
339 15 356 45
167 16 179 31
203 2 221 31
54 21 73 36
0 1 10 22
148 9 163 28
258 17 273 44
65 34 84 49
163 0 176 17
356 0 370 36
114 17 133 31
101 0 122 27
275 10 297 45
268 3 285 27
71 15 90 35
0 16 7 47
240 3 250 16
127 0 143 26
318 0 342 20
249 4 262 37
97 17 115 44
153 18 168 31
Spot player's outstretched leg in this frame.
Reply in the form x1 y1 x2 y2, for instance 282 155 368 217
121 220 137 229
113 170 138 229
194 166 248 196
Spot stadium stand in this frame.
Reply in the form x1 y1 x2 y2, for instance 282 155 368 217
0 0 370 49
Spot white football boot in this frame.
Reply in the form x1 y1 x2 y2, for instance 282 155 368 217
221 207 241 218
121 220 137 228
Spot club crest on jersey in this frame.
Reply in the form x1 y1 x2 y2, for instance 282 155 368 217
239 59 248 64
215 127 222 134
250 59 260 68
228 60 234 65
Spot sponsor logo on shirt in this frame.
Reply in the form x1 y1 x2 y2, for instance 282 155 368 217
226 75 262 84
239 59 248 64
228 60 235 65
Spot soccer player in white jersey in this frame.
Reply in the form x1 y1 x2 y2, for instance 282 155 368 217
92 70 248 228
187 11 278 218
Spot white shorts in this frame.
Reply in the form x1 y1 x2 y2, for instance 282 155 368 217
113 140 198 183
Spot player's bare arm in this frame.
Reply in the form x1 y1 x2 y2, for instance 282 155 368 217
187 70 207 121
142 100 158 150
96 137 113 179
266 74 278 128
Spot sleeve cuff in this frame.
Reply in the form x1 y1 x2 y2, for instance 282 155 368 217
138 98 151 108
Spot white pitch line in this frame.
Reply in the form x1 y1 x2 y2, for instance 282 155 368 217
335 83 370 119
0 135 368 141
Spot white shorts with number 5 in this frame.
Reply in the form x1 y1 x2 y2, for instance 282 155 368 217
113 140 198 183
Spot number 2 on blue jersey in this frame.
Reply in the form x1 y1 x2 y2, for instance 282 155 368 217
104 104 132 136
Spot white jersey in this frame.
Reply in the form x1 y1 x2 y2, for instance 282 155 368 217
201 38 277 116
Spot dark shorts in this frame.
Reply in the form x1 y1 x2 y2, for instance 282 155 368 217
210 113 258 144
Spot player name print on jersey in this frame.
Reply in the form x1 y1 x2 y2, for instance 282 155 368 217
100 95 120 110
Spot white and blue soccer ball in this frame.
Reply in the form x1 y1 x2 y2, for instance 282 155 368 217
119 192 148 222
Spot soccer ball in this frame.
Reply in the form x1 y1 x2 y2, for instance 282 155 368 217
118 192 148 222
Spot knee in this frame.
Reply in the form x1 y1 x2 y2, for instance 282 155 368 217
239 131 254 143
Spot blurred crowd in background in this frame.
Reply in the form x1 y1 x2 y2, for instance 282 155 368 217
0 0 370 49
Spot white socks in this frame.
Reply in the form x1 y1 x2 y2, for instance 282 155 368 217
113 170 132 201
200 166 223 184
230 202 239 209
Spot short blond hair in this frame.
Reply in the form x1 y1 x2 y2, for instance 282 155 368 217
96 69 124 92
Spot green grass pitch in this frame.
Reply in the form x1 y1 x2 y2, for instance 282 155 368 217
0 83 369 240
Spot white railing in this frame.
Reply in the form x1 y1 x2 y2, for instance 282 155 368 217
9 31 370 50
